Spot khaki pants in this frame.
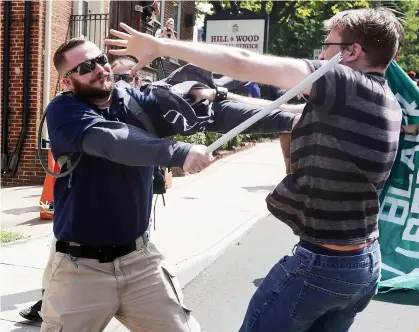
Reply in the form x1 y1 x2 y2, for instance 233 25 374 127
41 237 200 332
42 237 57 290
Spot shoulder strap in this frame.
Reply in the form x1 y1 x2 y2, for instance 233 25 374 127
124 89 157 136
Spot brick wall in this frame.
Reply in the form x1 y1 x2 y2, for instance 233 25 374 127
1 0 46 187
1 0 193 187
104 0 110 14
180 0 195 41
1 0 76 187
50 0 73 96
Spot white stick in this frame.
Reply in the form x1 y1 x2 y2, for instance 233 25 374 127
205 53 342 153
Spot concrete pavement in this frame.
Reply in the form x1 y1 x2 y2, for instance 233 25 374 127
184 215 419 332
0 142 287 331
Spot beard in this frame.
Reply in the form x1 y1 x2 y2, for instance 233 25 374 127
71 73 115 100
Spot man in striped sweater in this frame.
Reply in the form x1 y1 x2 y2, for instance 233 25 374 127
106 7 404 332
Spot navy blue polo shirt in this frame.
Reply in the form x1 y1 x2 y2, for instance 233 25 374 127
246 82 261 98
46 88 164 246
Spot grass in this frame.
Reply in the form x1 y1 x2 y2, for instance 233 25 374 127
1 229 25 243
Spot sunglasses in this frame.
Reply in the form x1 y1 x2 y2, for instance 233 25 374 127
63 53 109 78
113 74 138 83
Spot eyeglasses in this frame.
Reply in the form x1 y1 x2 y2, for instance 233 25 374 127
321 42 367 53
113 74 139 83
113 74 132 83
63 53 109 78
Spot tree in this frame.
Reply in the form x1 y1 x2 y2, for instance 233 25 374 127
396 0 419 71
274 0 371 58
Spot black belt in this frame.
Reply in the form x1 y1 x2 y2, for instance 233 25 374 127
56 241 137 263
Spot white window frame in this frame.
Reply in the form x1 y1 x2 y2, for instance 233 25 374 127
155 0 165 27
167 0 180 39
170 0 181 64
72 0 107 50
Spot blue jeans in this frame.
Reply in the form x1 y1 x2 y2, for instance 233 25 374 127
239 241 381 332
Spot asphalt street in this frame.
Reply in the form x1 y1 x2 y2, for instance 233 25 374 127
183 214 419 332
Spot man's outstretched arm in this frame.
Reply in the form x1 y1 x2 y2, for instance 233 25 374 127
158 40 313 94
189 88 306 114
105 23 313 94
185 88 301 134
81 121 213 174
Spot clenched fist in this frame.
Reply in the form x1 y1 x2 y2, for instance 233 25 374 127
183 145 214 174
189 88 216 103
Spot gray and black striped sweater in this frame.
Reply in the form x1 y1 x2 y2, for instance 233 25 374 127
266 60 402 246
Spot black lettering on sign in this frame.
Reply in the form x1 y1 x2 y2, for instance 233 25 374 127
235 35 260 42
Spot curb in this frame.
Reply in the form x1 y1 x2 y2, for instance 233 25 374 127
177 211 271 288
213 142 256 162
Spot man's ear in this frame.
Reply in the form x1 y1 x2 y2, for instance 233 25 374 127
345 43 363 62
61 77 73 91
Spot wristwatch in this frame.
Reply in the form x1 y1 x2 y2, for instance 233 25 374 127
214 87 228 102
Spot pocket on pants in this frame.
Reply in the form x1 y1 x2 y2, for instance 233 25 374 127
161 264 192 313
41 321 63 332
291 282 353 323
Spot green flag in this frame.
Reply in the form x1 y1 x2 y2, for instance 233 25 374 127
378 61 419 293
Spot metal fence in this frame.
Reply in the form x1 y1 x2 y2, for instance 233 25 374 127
143 23 166 80
70 14 109 50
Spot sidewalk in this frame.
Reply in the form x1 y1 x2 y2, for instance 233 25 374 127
0 142 287 331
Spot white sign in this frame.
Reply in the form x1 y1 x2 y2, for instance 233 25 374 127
205 19 266 54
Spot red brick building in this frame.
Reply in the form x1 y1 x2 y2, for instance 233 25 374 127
1 0 196 187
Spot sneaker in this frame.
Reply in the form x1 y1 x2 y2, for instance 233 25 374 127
19 299 42 321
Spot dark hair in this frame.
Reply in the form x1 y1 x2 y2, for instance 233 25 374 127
111 57 137 71
324 7 404 68
53 38 88 73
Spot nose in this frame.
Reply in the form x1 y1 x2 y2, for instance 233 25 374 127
94 62 106 73
318 50 325 60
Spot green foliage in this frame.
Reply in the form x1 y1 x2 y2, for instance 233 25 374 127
274 0 370 58
396 1 419 71
171 133 239 151
227 135 243 149
171 133 207 145
204 132 229 150
1 229 25 243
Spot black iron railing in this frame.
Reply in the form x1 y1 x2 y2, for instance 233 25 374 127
70 14 109 50
143 23 166 80
152 57 166 81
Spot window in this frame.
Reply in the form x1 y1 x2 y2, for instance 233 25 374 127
169 1 181 64
82 1 89 36
172 0 181 37
155 0 164 25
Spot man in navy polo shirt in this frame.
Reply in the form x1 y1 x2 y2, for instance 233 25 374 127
40 38 211 332
40 36 301 331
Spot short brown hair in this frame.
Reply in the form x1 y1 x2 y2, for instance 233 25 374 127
324 7 404 68
53 38 88 73
110 57 137 71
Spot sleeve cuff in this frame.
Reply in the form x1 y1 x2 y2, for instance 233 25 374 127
171 141 192 167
